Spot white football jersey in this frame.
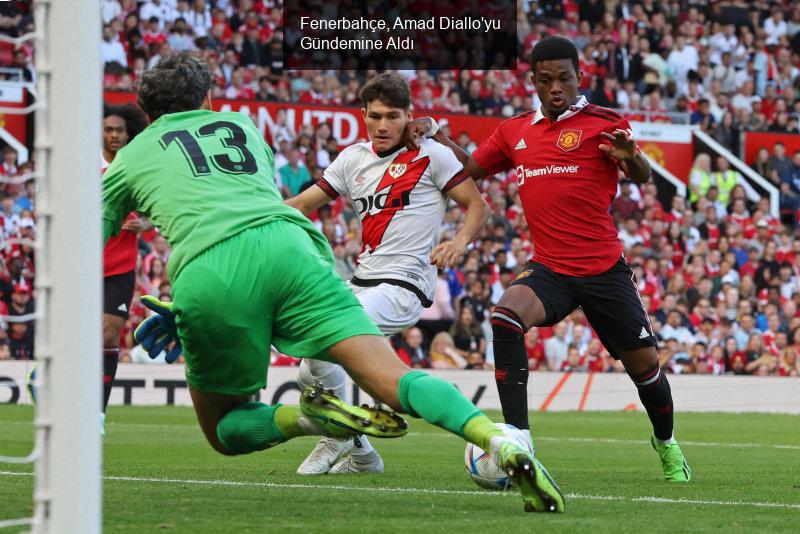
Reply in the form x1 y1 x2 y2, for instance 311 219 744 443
319 138 466 302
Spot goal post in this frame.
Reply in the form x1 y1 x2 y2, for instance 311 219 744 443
32 0 103 532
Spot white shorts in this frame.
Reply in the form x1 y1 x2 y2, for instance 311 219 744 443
347 281 423 336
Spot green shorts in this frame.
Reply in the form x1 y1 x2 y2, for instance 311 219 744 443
171 220 381 396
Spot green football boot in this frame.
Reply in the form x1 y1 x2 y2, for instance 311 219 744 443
494 440 565 513
651 434 691 482
299 383 408 439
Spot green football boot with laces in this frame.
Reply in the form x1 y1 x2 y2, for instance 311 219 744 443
493 440 565 513
299 383 408 439
651 434 692 482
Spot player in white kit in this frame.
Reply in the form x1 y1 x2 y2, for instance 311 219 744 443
287 73 490 474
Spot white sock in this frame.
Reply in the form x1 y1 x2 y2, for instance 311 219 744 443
656 433 676 446
297 359 348 401
298 360 377 455
351 434 375 457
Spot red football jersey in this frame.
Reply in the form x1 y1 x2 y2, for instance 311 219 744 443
102 155 138 277
472 97 631 276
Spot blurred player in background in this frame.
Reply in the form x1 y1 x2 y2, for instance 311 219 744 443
287 73 491 475
104 53 563 513
414 36 691 482
101 103 149 434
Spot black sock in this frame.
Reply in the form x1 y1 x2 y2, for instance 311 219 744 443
491 306 530 430
103 348 119 412
629 364 674 441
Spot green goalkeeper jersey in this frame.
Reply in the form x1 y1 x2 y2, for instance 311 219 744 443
102 109 327 281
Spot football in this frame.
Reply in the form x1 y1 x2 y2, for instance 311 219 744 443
464 423 533 490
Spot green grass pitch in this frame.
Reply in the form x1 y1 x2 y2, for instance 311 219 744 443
1 405 799 532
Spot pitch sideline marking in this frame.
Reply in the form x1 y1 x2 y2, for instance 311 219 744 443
1 470 799 510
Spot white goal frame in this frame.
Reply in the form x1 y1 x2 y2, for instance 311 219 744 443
31 0 102 532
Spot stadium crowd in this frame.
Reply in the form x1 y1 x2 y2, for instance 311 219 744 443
1 0 800 377
94 0 800 153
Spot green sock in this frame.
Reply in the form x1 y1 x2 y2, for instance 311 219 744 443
273 405 308 439
216 402 288 454
398 370 486 438
463 414 504 451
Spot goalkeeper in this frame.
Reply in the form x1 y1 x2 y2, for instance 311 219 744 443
104 53 563 513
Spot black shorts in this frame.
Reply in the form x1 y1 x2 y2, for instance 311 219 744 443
103 270 136 319
511 257 656 359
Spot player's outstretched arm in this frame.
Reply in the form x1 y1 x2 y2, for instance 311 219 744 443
430 180 491 269
406 117 489 181
600 129 651 184
285 183 334 216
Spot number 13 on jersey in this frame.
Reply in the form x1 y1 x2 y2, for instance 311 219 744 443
160 120 258 176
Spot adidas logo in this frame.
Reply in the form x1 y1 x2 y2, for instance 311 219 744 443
117 303 128 312
639 327 649 339
514 139 527 150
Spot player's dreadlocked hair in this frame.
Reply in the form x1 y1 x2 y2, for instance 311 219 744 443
136 52 214 121
103 103 149 141
529 36 579 74
359 73 411 110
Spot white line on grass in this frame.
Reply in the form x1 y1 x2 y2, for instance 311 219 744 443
1 470 799 510
5 421 800 450
4 420 800 451
404 433 800 451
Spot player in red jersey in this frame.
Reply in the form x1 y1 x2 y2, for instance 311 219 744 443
412 36 691 482
101 104 149 433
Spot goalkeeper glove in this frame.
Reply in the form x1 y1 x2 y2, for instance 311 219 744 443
134 295 183 364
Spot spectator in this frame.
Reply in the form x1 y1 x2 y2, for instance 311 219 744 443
462 79 486 115
524 327 546 371
611 181 641 223
139 0 174 31
544 322 569 372
592 76 619 108
778 346 800 376
101 24 128 69
688 153 712 204
667 35 699 92
429 331 469 369
660 310 695 349
764 7 788 45
751 147 775 182
770 143 793 184
184 0 212 38
7 282 34 360
101 0 122 25
394 327 428 368
561 344 586 372
448 306 486 369
167 17 195 52
278 149 311 197
459 279 489 322
778 150 800 218
690 98 716 131
713 155 743 207
240 26 266 67
731 81 759 113
0 145 18 176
